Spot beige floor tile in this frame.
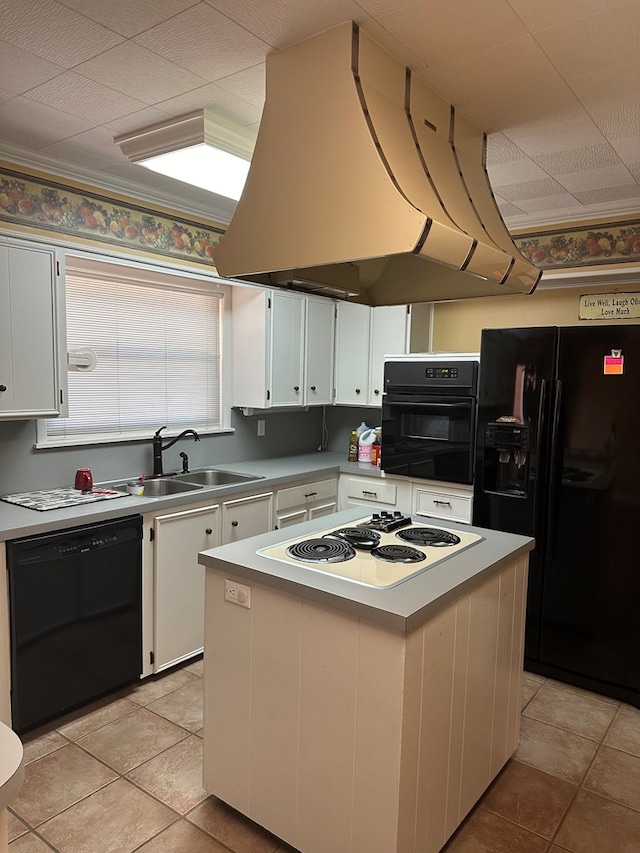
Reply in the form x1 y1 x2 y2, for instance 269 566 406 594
584 745 640 811
523 680 618 740
56 695 138 741
76 706 188 773
38 778 175 853
545 677 620 708
605 706 640 758
187 797 281 853
7 810 28 841
515 716 598 783
8 833 56 852
125 668 197 706
11 743 117 827
554 789 640 853
184 658 204 677
135 819 229 852
522 670 546 685
522 676 542 710
481 759 576 839
127 735 208 814
147 678 203 732
442 808 548 852
21 730 68 765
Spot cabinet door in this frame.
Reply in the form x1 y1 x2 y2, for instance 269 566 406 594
368 305 408 405
334 301 370 405
276 508 309 528
153 504 220 672
305 296 335 405
0 243 66 418
222 492 274 544
269 291 305 406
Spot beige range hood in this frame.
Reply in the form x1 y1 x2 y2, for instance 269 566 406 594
214 21 541 305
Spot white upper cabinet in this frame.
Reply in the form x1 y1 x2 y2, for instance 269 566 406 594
0 238 67 420
232 287 335 409
334 303 410 406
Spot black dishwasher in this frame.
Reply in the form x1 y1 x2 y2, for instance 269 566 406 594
7 515 143 732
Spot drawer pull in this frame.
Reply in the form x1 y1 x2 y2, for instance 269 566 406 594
362 490 377 497
231 520 238 527
433 500 452 507
304 491 318 498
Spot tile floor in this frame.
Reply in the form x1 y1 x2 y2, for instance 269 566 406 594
8 663 640 853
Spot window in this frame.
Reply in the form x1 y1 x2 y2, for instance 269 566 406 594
40 256 226 446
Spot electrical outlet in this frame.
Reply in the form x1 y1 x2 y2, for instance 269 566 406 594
224 578 252 608
257 419 266 436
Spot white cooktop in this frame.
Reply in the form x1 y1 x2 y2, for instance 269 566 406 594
258 517 483 588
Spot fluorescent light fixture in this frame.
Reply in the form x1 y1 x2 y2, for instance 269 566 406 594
114 109 255 201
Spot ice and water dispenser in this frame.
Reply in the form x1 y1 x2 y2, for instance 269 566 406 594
482 419 531 496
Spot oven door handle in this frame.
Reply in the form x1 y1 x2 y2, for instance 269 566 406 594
384 399 474 409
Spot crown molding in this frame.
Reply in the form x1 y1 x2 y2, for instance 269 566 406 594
504 200 640 234
538 264 640 290
0 142 236 226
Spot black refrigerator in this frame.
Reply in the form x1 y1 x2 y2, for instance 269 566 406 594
473 325 640 707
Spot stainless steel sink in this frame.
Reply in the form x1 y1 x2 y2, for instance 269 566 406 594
141 478 204 496
174 469 263 487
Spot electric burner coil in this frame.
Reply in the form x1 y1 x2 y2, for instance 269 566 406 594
396 527 461 547
370 544 426 563
286 538 355 563
324 527 381 550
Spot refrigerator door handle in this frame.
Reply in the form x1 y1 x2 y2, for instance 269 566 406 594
545 379 563 561
532 378 550 553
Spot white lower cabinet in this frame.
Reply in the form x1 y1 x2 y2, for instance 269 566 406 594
150 503 220 673
275 477 338 529
412 481 473 524
222 492 274 544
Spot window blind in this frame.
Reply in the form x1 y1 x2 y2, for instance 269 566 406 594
46 270 222 442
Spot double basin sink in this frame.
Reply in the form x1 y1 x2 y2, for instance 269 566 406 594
131 469 263 497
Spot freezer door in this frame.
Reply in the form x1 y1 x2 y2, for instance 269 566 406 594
539 326 640 697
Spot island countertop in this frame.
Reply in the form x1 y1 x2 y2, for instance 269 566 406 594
198 507 534 632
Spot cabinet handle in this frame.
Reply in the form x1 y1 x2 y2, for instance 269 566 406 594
433 500 452 507
0 385 6 392
362 490 377 497
231 520 239 527
304 491 318 498
205 528 212 534
355 388 361 394
310 385 316 392
373 388 380 395
294 385 300 393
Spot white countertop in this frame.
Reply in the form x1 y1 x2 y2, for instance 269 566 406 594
198 507 534 632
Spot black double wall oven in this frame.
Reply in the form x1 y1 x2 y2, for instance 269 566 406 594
381 355 480 484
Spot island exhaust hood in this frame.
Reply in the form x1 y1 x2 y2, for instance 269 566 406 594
214 21 541 305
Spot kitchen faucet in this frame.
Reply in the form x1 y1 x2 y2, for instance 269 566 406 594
152 426 200 477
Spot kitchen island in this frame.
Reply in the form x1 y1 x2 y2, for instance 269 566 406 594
199 508 534 853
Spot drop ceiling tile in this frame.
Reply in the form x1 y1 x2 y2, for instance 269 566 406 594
57 0 200 38
610 138 640 165
214 63 266 107
569 58 640 113
203 0 367 49
39 127 129 170
0 89 14 106
74 42 209 105
0 40 66 95
488 157 549 186
534 0 640 78
154 84 263 127
105 108 175 135
627 162 640 181
486 134 526 164
421 37 562 108
0 0 124 66
359 19 427 72
592 104 640 141
377 0 528 66
514 193 582 214
574 183 640 205
355 0 418 14
534 143 620 176
471 86 583 136
0 96 93 149
557 164 635 194
494 176 567 202
506 0 625 31
25 73 148 124
495 200 527 218
504 114 608 157
134 3 270 82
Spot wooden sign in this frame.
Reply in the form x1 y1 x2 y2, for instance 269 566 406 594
579 292 640 320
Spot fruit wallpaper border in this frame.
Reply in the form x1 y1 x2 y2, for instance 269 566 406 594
0 165 225 268
514 220 640 270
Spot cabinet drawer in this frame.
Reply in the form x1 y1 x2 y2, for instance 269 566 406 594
414 488 472 523
346 477 396 505
276 478 337 511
